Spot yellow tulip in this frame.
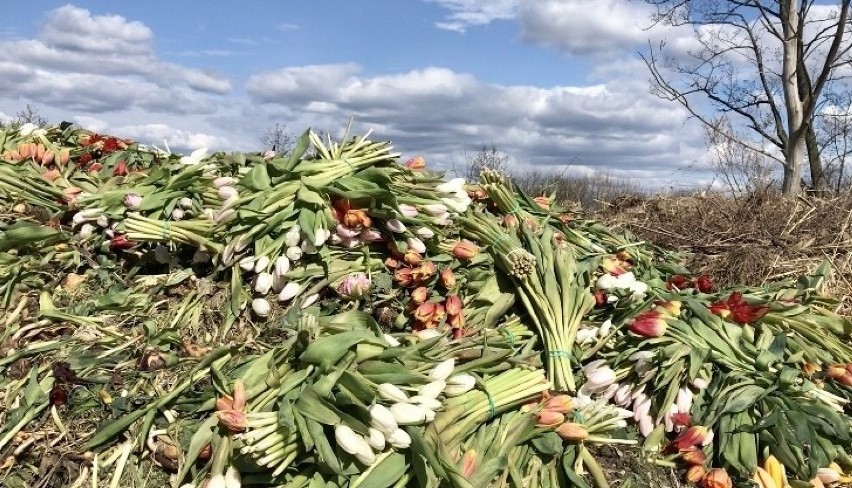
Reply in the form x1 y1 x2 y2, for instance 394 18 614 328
753 467 777 488
763 456 788 488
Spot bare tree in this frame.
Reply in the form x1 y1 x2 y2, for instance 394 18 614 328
462 144 510 181
815 87 852 190
260 122 294 156
13 104 48 126
705 117 776 197
643 0 852 195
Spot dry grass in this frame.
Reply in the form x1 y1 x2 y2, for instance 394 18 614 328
595 190 852 311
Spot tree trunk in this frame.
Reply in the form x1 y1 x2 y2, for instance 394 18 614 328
805 123 824 189
781 0 805 195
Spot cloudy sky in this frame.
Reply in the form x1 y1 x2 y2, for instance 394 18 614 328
0 1 712 187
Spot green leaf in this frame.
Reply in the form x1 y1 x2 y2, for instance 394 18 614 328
283 129 311 172
175 415 217 483
295 387 341 425
297 184 327 206
351 452 407 488
240 164 271 191
306 418 343 474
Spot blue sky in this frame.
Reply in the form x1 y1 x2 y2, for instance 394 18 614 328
0 1 712 187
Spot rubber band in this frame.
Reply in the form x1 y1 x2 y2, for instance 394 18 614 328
162 220 170 240
484 389 497 419
548 350 571 359
573 411 586 423
489 233 510 247
501 328 516 347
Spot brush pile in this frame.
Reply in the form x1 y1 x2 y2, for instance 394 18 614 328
1 122 851 488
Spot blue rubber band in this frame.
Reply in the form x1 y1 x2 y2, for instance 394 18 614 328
548 350 571 359
502 328 516 347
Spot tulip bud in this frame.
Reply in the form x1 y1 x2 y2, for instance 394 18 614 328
254 272 274 295
536 410 565 427
218 186 238 200
387 428 412 448
170 208 185 220
377 383 409 404
436 177 465 194
452 240 478 259
285 246 302 261
417 380 446 399
691 377 709 390
445 374 476 397
543 394 573 414
253 256 270 273
369 403 399 434
383 334 401 347
686 465 707 484
214 176 235 188
410 287 429 305
386 219 406 233
407 237 426 254
461 449 478 478
251 298 271 317
314 228 329 246
440 268 456 289
207 475 228 488
816 468 840 485
409 395 442 411
429 359 456 381
79 223 96 239
702 468 732 488
398 204 419 217
284 225 301 247
239 257 255 271
681 448 706 466
423 408 436 422
670 425 709 452
215 208 236 224
556 422 588 442
416 227 435 239
334 424 371 458
584 366 616 393
629 310 668 338
676 387 694 413
405 156 426 169
124 193 142 210
367 427 386 451
390 403 428 425
224 466 241 488
217 410 247 432
338 272 371 300
272 256 290 277
595 274 618 290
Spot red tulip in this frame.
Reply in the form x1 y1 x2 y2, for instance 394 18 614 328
629 310 667 337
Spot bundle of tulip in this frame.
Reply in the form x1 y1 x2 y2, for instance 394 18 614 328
2 122 852 488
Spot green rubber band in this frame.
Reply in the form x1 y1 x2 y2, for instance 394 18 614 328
573 411 585 423
490 233 509 247
502 328 516 347
548 350 571 359
485 389 496 419
162 220 170 240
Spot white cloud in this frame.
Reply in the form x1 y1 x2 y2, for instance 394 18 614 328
247 63 702 177
426 0 518 32
0 5 231 116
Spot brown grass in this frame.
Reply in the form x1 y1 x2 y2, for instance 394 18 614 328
594 191 852 310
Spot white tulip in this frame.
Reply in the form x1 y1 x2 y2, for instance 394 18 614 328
224 466 242 488
576 327 598 345
614 272 636 289
79 223 95 239
585 367 616 393
422 203 448 216
382 334 401 347
664 403 679 432
284 225 301 247
386 219 406 233
432 212 453 226
213 177 235 188
355 445 377 466
180 147 208 165
390 403 427 425
386 429 411 449
423 408 436 422
613 383 633 407
301 293 319 308
444 374 475 397
367 427 386 451
218 186 238 200
274 256 290 276
253 256 270 273
638 414 655 437
409 396 442 411
599 319 613 336
285 246 302 261
278 282 302 302
206 475 227 488
215 209 236 224
377 384 408 404
413 329 443 341
18 123 37 136
691 377 709 390
398 204 419 217
254 272 274 295
369 404 398 434
417 380 446 399
171 208 185 220
595 274 618 290
429 359 455 381
178 197 193 209
407 237 426 254
675 387 693 413
334 424 369 456
416 227 435 239
238 257 255 272
314 228 330 246
251 298 270 317
96 215 110 228
441 197 468 213
436 177 465 194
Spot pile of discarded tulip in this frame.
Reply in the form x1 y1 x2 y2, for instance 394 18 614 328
1 122 851 488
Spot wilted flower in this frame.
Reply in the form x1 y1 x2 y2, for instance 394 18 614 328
411 287 429 304
338 272 371 300
666 274 690 291
394 267 414 287
216 410 247 432
686 465 707 484
543 394 574 414
460 449 478 478
109 234 135 250
405 156 426 169
693 275 714 293
533 196 551 210
602 255 628 275
701 468 732 488
556 422 588 442
412 261 437 283
445 295 463 316
670 425 710 452
536 410 565 427
681 448 706 466
440 268 457 289
452 240 479 260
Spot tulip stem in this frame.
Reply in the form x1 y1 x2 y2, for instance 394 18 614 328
579 445 609 488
